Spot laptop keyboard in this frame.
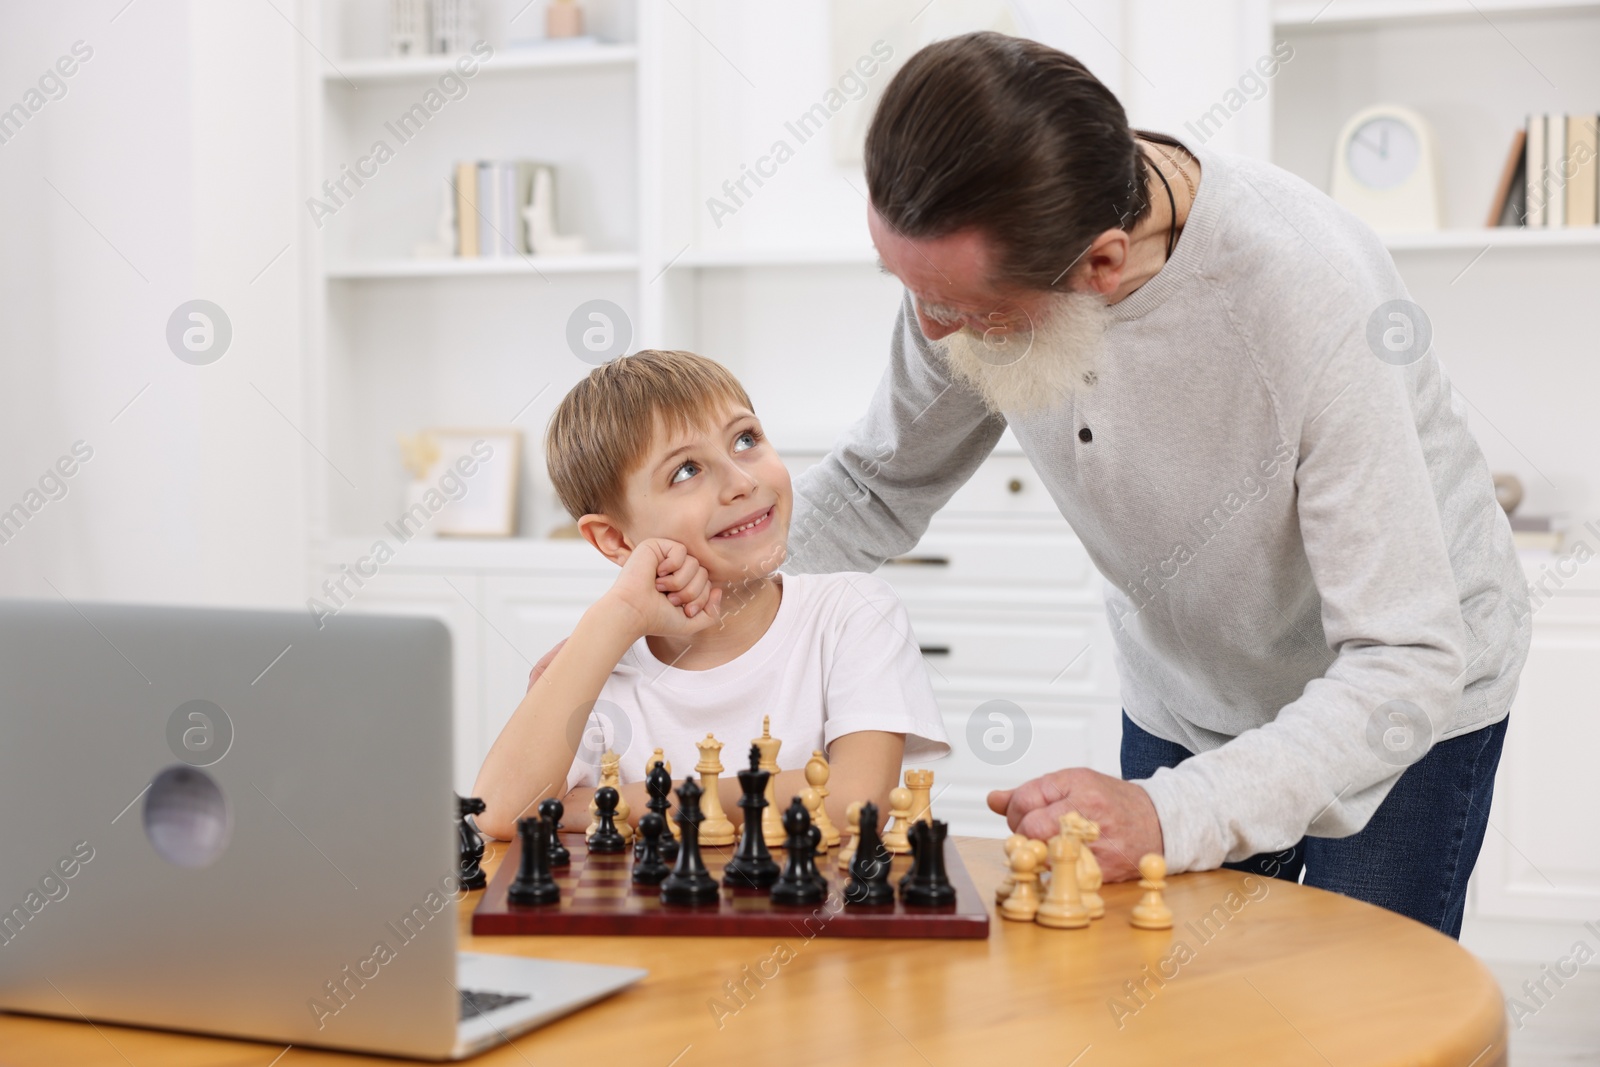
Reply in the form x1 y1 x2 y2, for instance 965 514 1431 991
459 988 532 1021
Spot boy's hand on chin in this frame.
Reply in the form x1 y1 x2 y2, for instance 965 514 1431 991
607 538 723 637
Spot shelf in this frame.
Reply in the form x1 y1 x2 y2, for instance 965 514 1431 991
1381 227 1600 250
325 43 638 84
326 253 640 278
316 536 609 574
670 246 881 268
1275 0 1600 28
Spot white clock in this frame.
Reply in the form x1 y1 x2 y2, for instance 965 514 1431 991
1330 105 1441 233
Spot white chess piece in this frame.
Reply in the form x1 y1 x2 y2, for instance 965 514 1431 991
522 166 586 256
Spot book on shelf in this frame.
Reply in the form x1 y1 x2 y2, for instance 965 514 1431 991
1568 115 1598 228
1486 127 1526 227
1493 114 1599 228
452 160 556 258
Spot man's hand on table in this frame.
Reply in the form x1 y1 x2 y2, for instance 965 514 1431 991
987 768 1164 883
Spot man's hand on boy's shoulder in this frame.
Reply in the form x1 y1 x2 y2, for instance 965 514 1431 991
600 537 724 640
527 637 569 692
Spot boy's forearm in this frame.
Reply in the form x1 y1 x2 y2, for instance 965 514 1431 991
473 598 641 840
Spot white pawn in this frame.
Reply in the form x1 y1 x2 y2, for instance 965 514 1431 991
805 750 841 848
999 839 1048 922
995 833 1030 904
882 787 913 855
1036 816 1091 930
838 801 863 871
1130 854 1174 930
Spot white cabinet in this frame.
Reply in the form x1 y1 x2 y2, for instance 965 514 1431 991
1471 578 1600 922
887 510 1123 837
480 572 615 759
323 570 486 794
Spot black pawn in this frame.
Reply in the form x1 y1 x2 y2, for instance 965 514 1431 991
632 812 671 885
844 801 895 907
507 816 561 906
638 761 679 862
901 819 957 908
456 795 488 891
723 743 779 889
588 786 626 854
806 823 830 895
539 798 571 867
660 777 721 906
770 797 825 907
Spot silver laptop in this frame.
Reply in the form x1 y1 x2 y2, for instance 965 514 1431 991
0 599 644 1060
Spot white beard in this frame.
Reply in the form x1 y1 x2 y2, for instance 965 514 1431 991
930 289 1112 416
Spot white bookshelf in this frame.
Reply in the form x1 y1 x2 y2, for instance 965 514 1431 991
327 42 638 82
1274 0 1600 28
326 253 640 278
1383 227 1600 250
671 246 881 269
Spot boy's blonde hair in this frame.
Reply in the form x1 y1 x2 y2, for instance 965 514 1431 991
546 349 754 526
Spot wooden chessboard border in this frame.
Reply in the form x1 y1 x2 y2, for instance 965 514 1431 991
472 832 991 939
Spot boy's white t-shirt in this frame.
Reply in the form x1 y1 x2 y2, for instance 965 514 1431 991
564 571 950 790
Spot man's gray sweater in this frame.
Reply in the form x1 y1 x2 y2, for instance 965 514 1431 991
781 136 1530 873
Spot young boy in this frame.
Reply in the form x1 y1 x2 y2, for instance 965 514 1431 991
473 350 949 841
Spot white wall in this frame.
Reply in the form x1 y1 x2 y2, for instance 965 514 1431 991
0 0 306 607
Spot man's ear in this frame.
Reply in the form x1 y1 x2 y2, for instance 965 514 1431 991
1078 227 1129 297
578 513 633 565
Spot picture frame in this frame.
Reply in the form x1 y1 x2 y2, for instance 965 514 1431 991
409 427 522 538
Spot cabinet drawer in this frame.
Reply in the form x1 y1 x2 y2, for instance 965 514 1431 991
941 453 1060 515
877 524 1102 607
908 610 1117 699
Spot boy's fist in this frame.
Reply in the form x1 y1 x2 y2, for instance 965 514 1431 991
607 538 723 638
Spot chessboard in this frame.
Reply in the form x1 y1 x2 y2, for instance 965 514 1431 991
472 831 991 940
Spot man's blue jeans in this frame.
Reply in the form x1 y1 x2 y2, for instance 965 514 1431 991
1119 710 1510 939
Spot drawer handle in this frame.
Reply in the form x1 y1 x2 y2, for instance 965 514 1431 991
884 555 950 567
919 645 951 657
1007 478 1024 494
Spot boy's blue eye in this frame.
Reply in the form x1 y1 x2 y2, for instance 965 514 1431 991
668 428 762 486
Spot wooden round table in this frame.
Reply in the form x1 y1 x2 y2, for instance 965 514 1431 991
0 837 1506 1066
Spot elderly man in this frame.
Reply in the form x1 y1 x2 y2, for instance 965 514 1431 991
779 32 1528 939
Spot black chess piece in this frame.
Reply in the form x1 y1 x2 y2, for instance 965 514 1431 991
806 823 830 895
507 815 561 906
661 776 721 906
639 761 679 862
456 794 488 891
901 819 957 907
588 786 626 854
539 797 571 867
898 819 922 896
770 797 825 907
632 812 671 885
722 743 779 889
844 801 895 907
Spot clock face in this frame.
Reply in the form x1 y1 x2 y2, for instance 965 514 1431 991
1346 116 1421 190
